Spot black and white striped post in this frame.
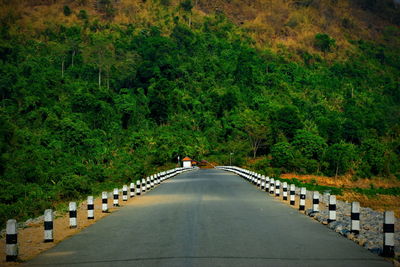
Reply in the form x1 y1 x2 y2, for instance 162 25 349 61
282 182 288 200
130 182 135 198
290 184 295 205
265 177 270 192
87 196 94 219
141 179 146 193
122 185 128 201
299 187 306 211
44 209 54 242
351 202 360 235
146 177 151 190
269 178 275 194
382 211 395 257
69 202 77 228
150 175 154 188
275 180 280 197
113 188 119 207
6 219 18 262
261 176 266 190
328 195 336 223
102 191 108 213
257 175 261 187
136 180 141 195
312 191 319 213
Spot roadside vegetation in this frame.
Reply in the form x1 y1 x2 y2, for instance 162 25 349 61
0 0 399 225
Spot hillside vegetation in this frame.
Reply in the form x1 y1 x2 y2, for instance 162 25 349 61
0 0 400 224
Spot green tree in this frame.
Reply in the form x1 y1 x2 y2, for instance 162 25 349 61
324 142 357 177
83 32 115 88
271 142 294 171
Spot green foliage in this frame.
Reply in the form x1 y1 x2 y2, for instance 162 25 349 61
77 10 88 20
180 0 193 12
63 5 72 16
292 130 327 160
324 143 357 176
0 11 399 226
271 142 294 171
314 33 336 52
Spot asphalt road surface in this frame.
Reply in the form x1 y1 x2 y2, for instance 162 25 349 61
26 169 391 267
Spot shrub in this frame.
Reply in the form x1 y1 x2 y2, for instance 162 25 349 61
314 33 336 52
77 10 88 20
63 5 72 16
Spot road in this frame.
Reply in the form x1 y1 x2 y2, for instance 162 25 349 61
26 169 391 266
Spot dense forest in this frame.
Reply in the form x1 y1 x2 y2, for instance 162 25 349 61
0 0 399 225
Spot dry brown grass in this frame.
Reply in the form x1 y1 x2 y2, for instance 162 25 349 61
280 173 400 218
1 0 396 58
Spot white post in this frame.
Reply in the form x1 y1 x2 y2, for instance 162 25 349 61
102 191 108 213
6 219 18 262
69 202 77 228
282 182 288 200
130 182 135 198
146 177 151 190
351 202 360 234
290 184 296 205
141 179 146 193
122 185 128 201
150 175 154 188
113 188 119 207
261 176 266 190
312 191 319 213
44 209 54 242
383 211 395 257
136 180 141 195
299 187 306 211
269 178 275 194
275 180 280 197
328 195 336 223
87 196 94 219
265 177 270 192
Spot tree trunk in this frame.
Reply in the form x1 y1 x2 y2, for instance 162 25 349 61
335 164 339 178
71 50 75 67
61 60 64 78
98 67 101 88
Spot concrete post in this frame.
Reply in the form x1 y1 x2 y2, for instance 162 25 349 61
113 188 119 207
312 191 319 213
382 211 395 257
275 180 281 197
299 187 306 211
136 180 141 195
69 202 77 228
122 185 128 201
351 202 360 235
141 179 146 193
130 182 135 198
44 209 54 242
282 182 288 200
5 219 18 262
265 177 270 192
261 176 266 190
87 196 94 219
269 178 275 194
102 191 108 213
290 184 295 205
328 195 336 223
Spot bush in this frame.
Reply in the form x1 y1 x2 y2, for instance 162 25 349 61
77 10 88 20
314 33 336 52
63 5 72 16
58 175 92 200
